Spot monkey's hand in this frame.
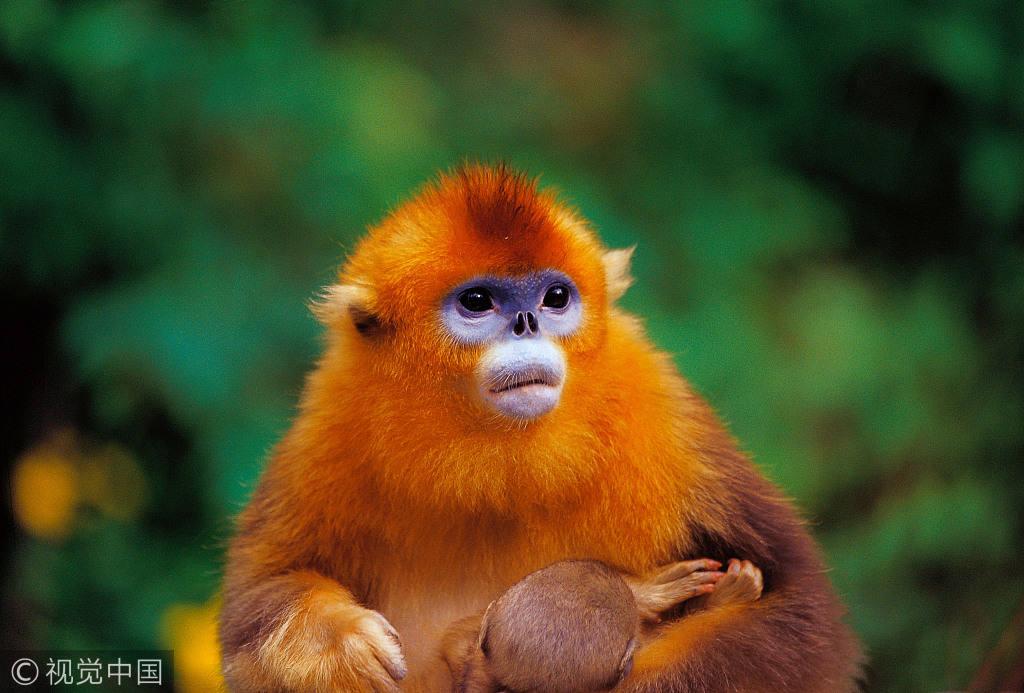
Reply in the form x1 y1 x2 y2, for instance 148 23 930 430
331 605 408 690
626 558 725 622
223 572 407 693
705 558 763 609
274 601 406 692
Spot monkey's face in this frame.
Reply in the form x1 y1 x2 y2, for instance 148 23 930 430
440 270 583 420
323 166 627 439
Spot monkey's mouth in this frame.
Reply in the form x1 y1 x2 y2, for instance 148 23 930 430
480 364 565 420
490 375 555 394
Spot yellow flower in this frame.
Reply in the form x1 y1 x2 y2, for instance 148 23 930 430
162 599 224 693
12 437 80 540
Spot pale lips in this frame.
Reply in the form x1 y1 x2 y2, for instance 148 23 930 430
490 374 557 394
482 368 564 419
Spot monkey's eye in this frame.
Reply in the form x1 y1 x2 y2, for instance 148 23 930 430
458 287 494 313
542 284 571 309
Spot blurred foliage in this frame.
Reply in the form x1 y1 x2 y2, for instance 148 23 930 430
1 1 1023 691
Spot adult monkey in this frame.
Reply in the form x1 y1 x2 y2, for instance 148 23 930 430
219 165 862 691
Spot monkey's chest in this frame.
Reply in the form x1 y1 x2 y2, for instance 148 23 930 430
372 570 503 691
350 499 683 690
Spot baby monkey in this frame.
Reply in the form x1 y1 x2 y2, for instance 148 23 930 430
444 557 763 693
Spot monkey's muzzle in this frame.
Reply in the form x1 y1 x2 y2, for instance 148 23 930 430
477 340 566 420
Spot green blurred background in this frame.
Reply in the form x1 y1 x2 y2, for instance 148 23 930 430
2 1 1023 691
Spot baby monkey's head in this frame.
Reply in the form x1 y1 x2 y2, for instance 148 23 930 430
478 560 639 693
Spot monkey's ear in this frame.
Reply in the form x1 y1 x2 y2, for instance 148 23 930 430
617 636 638 683
602 247 635 302
312 283 382 336
477 601 495 653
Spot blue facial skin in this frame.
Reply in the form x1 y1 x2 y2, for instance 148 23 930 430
440 270 583 420
440 270 583 345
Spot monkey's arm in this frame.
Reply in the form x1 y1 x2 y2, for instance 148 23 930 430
218 482 406 692
619 463 862 693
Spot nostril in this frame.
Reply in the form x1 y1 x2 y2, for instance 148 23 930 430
513 312 527 336
526 311 538 333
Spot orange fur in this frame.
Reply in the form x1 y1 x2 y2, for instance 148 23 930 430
219 164 862 691
633 604 748 673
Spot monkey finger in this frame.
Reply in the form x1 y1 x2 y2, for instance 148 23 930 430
660 582 714 608
373 611 402 644
740 562 764 596
370 643 408 684
695 583 717 596
356 612 408 682
651 558 722 583
364 647 405 692
693 569 723 582
727 559 741 575
676 570 725 587
342 636 403 693
658 571 724 603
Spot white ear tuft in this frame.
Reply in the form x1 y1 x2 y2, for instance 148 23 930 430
311 283 379 335
602 247 635 302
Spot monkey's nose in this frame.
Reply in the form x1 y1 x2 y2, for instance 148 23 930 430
512 311 539 337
